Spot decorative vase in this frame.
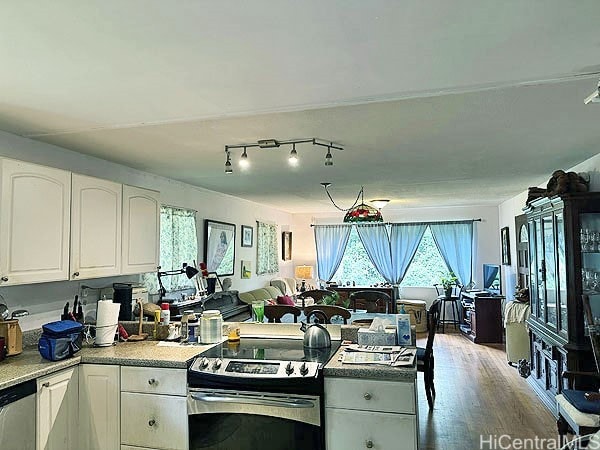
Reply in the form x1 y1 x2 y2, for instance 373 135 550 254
444 287 453 298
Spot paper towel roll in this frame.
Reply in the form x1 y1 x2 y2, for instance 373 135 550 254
95 300 120 346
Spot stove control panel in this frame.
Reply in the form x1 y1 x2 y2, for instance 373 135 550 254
189 358 320 379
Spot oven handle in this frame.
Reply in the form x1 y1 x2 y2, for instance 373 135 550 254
190 392 316 409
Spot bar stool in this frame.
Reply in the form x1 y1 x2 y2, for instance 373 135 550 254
433 284 461 333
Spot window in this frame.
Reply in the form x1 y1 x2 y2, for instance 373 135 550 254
332 226 449 287
144 206 198 294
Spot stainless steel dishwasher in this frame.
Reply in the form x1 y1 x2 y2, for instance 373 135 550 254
0 379 36 450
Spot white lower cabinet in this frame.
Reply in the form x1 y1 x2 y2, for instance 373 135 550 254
79 364 120 450
36 366 79 450
120 366 188 450
325 377 418 450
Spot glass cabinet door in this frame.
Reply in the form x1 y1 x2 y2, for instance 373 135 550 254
581 213 600 324
530 218 543 321
555 213 568 334
543 215 557 330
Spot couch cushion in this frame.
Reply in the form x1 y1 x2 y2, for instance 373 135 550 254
239 286 282 305
561 390 600 415
270 278 297 296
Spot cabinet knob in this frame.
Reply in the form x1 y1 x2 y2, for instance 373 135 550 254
363 392 372 400
41 382 50 388
148 419 156 427
148 378 157 385
365 440 373 448
72 272 80 277
0 276 7 282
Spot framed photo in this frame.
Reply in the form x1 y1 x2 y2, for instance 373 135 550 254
501 226 511 265
241 260 252 279
282 231 292 261
204 220 236 276
241 225 253 248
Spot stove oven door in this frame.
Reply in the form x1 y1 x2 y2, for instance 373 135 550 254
188 388 323 450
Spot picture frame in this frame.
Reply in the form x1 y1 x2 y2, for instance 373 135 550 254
204 220 236 276
241 225 253 248
241 260 252 279
501 226 511 265
282 231 292 261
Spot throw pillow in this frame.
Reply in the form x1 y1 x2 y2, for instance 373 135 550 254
277 295 295 306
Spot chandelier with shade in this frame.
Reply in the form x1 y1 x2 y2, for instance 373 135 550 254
321 183 389 223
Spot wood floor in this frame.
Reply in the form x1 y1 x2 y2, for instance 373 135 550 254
416 331 557 450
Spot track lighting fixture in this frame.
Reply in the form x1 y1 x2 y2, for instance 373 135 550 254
223 138 342 174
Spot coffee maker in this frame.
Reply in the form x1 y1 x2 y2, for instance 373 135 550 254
113 283 133 321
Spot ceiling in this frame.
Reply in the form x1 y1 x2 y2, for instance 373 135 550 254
1 1 600 213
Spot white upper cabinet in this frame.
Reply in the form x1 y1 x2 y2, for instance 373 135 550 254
71 174 122 280
0 158 71 285
121 185 160 275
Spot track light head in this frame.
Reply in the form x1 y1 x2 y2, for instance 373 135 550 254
289 143 298 166
239 147 249 168
325 148 333 166
225 151 233 174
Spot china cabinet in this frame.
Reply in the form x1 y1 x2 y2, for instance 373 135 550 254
525 193 600 413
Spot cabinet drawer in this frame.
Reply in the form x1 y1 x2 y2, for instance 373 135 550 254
326 408 417 450
325 377 415 414
121 392 187 449
121 366 186 395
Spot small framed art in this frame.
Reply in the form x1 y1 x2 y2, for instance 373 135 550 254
241 225 253 248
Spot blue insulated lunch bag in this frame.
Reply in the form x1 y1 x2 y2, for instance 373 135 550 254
38 320 84 361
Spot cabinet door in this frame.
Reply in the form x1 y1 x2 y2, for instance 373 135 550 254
542 214 558 330
122 185 160 275
555 212 568 335
0 158 70 285
37 367 79 450
71 174 122 280
326 408 417 450
79 364 120 450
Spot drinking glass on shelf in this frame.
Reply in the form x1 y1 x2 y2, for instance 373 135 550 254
581 229 590 252
592 231 600 252
252 301 265 323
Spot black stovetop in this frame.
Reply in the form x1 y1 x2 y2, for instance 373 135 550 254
197 337 341 367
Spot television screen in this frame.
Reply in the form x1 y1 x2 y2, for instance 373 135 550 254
483 264 501 295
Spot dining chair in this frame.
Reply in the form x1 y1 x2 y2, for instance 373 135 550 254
297 289 336 308
303 305 351 324
264 305 302 323
417 299 441 410
349 290 393 313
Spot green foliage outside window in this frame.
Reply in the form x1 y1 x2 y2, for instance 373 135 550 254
332 227 449 287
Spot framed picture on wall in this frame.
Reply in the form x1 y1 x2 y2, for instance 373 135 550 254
501 226 511 265
282 231 292 261
241 260 251 279
204 219 236 276
241 225 253 247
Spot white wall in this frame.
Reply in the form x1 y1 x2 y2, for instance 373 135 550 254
292 205 500 306
498 152 600 300
0 130 293 330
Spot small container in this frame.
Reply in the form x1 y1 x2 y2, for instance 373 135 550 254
200 310 223 344
160 303 170 325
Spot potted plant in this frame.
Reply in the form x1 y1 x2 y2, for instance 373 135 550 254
440 272 459 298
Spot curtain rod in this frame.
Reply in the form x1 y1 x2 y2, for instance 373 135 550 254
310 218 482 227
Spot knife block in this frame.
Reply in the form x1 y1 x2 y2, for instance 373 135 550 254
0 319 23 356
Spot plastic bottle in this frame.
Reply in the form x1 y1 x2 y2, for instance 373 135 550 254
160 303 170 325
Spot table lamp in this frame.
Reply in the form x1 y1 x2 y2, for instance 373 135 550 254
295 265 314 292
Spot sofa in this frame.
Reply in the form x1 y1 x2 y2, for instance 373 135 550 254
239 286 285 305
270 277 297 296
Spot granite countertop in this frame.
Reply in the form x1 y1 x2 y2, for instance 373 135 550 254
324 345 417 382
0 340 216 391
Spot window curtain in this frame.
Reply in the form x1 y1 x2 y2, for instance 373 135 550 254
355 224 395 283
429 221 474 286
143 206 198 294
256 221 279 275
314 225 351 282
390 223 427 284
